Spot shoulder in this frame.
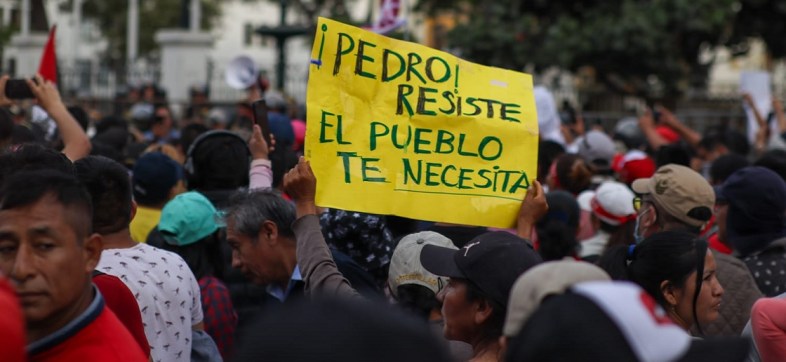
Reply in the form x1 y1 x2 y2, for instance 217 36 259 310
713 251 748 270
36 307 146 362
138 244 193 269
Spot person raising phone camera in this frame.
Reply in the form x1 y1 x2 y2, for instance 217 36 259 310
0 74 91 161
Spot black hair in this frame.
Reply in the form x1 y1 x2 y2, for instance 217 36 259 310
553 154 591 195
386 216 420 241
187 131 250 191
597 231 708 334
0 143 74 196
603 219 636 251
179 123 209 156
10 125 38 145
160 231 225 280
232 297 451 362
67 105 90 131
754 149 786 182
0 169 93 239
537 140 565 184
151 104 172 126
90 141 124 165
0 108 14 147
710 153 750 185
536 191 579 261
464 279 506 346
394 284 439 321
74 155 133 234
699 128 750 156
504 292 639 362
269 146 299 188
654 144 692 168
94 115 128 135
92 127 130 154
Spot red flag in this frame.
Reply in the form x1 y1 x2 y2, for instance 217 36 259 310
37 25 57 84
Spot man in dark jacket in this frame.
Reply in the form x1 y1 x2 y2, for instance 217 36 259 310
717 166 786 297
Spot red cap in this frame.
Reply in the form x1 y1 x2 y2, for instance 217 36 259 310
619 158 656 185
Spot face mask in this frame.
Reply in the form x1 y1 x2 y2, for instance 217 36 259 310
633 207 651 244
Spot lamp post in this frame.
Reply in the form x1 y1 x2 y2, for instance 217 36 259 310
255 0 310 90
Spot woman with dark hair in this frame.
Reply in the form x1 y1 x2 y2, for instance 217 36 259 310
546 154 592 195
536 191 580 261
598 231 724 334
158 191 237 359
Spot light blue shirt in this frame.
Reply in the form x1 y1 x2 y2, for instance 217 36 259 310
267 265 303 302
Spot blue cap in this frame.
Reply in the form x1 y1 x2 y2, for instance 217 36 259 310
132 152 183 205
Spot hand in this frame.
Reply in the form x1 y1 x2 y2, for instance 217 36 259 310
742 93 754 105
516 180 547 238
656 106 679 127
249 125 275 160
28 74 65 113
0 75 11 107
638 108 655 129
283 156 317 206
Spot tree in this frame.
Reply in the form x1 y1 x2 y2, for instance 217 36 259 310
416 0 739 101
726 0 786 61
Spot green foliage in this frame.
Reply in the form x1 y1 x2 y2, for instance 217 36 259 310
420 0 741 99
727 0 786 58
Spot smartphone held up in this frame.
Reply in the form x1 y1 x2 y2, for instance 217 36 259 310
4 78 36 99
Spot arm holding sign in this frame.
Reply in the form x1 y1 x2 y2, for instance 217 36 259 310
516 180 548 240
285 157 361 300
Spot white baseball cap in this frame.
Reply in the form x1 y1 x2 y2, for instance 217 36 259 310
591 181 636 225
388 231 457 298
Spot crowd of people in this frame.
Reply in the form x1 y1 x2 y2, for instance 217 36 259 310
1 73 786 362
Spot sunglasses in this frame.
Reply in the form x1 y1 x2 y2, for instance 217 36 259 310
632 196 644 212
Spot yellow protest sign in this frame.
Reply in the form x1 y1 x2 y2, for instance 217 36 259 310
305 17 539 228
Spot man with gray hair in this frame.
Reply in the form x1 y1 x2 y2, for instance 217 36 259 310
224 189 377 302
622 164 761 336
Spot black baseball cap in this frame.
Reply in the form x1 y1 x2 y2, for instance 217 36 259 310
420 231 542 308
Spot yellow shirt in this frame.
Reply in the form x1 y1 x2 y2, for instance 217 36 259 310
129 206 162 243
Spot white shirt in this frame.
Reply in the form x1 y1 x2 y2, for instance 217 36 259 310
579 230 610 258
97 243 203 362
